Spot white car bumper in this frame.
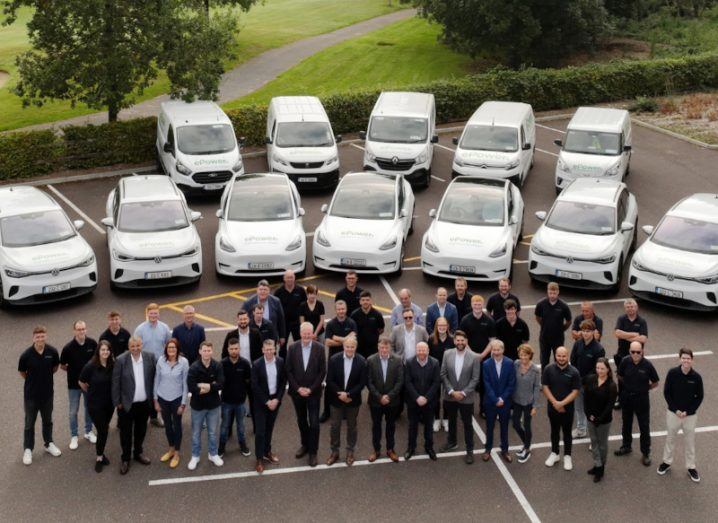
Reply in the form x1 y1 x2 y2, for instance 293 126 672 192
628 266 718 311
452 163 520 182
528 252 620 289
421 247 512 281
2 263 98 304
363 158 430 185
110 253 202 288
554 170 623 190
215 244 306 277
313 241 402 274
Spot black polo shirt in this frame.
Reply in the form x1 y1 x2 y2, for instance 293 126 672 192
535 298 572 344
221 356 252 405
350 307 385 358
78 362 113 411
571 314 604 337
618 357 659 396
664 366 703 416
615 314 648 357
335 286 363 316
486 292 521 321
18 345 60 402
459 313 496 354
448 291 473 323
569 339 605 377
495 317 530 360
541 363 581 409
60 338 98 390
253 318 279 343
274 285 307 328
324 317 357 355
99 327 131 357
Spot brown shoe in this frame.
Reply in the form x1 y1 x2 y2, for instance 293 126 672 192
134 454 151 465
368 450 378 463
501 452 513 463
387 450 399 462
482 452 491 462
326 452 339 466
345 451 355 466
263 452 280 464
255 459 264 473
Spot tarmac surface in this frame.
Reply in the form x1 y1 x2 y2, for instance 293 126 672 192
1 115 717 522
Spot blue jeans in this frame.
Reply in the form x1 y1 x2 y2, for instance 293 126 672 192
68 389 93 437
220 402 247 448
191 406 220 458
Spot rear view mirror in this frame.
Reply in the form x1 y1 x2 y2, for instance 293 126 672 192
163 142 174 154
238 136 246 146
400 209 408 218
335 135 342 144
553 139 563 147
623 145 632 152
621 221 634 232
358 131 366 140
452 137 459 146
101 217 114 228
190 211 202 222
215 209 223 218
522 143 532 150
298 207 306 216
429 208 436 218
73 219 85 230
509 216 519 225
320 204 328 214
431 135 439 144
642 225 654 236
265 137 272 145
535 211 547 221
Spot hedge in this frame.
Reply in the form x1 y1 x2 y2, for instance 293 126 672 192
2 53 718 181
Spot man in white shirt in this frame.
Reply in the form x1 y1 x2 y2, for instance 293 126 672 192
251 339 286 474
390 309 429 363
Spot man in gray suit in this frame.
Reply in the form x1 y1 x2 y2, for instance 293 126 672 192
112 336 156 475
440 330 481 464
367 336 404 462
390 308 429 363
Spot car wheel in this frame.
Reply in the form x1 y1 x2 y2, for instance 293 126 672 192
425 170 432 188
0 281 6 309
395 244 405 275
612 257 624 293
555 187 562 196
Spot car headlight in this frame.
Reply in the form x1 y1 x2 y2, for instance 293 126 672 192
272 154 288 167
78 254 95 267
182 247 199 257
379 236 399 251
631 259 648 271
5 267 31 278
489 243 508 258
232 159 243 173
424 236 439 253
693 274 718 285
605 161 620 176
285 235 302 252
315 229 331 247
365 150 376 163
176 161 192 176
531 244 550 256
112 249 135 261
219 236 236 253
453 154 465 167
416 150 428 164
505 159 520 170
557 158 568 172
590 254 616 264
325 155 338 166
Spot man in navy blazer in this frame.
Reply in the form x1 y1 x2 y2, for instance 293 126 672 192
425 287 459 334
482 339 516 463
251 339 286 473
243 280 287 352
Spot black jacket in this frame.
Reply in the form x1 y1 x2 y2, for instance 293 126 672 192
404 356 441 408
583 374 618 425
285 340 326 399
326 352 368 408
664 366 704 416
187 359 224 411
366 353 404 408
221 357 251 405
251 357 287 407
221 327 263 360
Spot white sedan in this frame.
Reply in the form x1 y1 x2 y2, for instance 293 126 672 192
529 178 637 291
313 172 414 274
215 173 306 277
629 193 718 310
102 175 202 288
0 186 97 306
421 177 524 281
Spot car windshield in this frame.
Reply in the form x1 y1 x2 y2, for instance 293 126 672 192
118 201 188 232
652 216 718 255
563 130 621 155
439 185 505 226
0 210 76 247
460 125 518 152
228 185 294 221
330 181 395 220
176 124 235 155
546 201 615 235
275 122 333 147
368 116 428 143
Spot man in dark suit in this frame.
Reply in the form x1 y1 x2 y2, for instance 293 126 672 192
482 339 516 463
326 336 367 466
286 322 326 467
251 339 287 474
367 336 404 462
404 341 441 461
111 336 156 475
243 279 287 350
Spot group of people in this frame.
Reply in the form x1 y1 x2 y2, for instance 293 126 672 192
18 271 704 483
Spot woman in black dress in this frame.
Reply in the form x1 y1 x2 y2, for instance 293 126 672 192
428 317 453 433
299 284 325 343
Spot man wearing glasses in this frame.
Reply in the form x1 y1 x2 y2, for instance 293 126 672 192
390 309 429 363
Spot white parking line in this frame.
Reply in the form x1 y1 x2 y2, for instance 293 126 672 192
350 143 366 152
536 123 565 134
535 147 558 158
522 297 628 310
646 350 712 361
513 260 529 264
434 143 455 153
305 231 314 237
46 184 106 235
379 276 400 305
431 175 446 182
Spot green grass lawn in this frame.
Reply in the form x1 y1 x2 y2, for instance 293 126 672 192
223 17 475 109
0 0 403 131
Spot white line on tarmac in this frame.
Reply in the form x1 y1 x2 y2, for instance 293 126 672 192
536 123 565 134
535 147 558 158
350 143 366 152
522 297 628 310
646 350 712 361
431 175 446 182
434 143 455 153
513 260 529 264
379 276 400 305
305 231 314 237
46 184 106 235
402 266 423 271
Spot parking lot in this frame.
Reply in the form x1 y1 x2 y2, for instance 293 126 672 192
1 114 717 522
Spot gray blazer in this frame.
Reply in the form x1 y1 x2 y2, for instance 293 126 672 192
390 324 429 362
440 348 481 404
112 351 157 411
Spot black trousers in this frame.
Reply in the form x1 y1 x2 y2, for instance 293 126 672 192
512 404 534 449
407 404 435 452
443 401 474 451
118 401 150 462
291 395 321 454
254 400 279 458
621 394 651 455
322 347 344 416
370 404 399 452
540 339 562 371
548 406 574 455
88 405 114 457
23 397 53 450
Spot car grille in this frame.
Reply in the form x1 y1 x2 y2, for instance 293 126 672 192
192 171 233 184
290 161 324 169
376 157 415 171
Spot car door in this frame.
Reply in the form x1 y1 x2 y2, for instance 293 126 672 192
290 181 305 234
616 189 632 257
160 125 175 174
400 177 415 239
508 183 524 245
107 188 120 248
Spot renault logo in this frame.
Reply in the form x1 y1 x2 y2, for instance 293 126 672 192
667 274 675 281
391 156 399 165
566 257 574 264
51 268 59 277
480 164 488 169
154 256 162 264
209 172 217 178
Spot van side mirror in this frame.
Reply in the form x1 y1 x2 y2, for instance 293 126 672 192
73 219 85 231
238 136 246 146
358 131 366 140
163 142 174 154
642 225 654 236
335 135 342 144
215 209 223 218
298 207 305 216
320 204 328 214
190 211 202 222
431 135 439 144
535 211 547 221
101 217 114 228
553 139 563 147
265 137 272 145
452 137 458 145
509 216 519 225
623 145 632 152
400 209 408 218
522 142 532 150
620 221 634 232
429 209 436 218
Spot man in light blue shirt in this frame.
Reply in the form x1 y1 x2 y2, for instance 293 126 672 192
134 303 171 426
390 289 424 327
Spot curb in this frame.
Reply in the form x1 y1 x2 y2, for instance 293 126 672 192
631 118 718 150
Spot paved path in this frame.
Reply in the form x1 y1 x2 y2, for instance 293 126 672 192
20 9 415 131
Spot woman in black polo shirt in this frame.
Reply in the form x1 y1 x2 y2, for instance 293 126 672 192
583 357 618 483
79 341 115 472
298 284 326 343
428 317 453 433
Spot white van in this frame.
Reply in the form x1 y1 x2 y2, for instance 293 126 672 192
451 101 535 187
554 107 632 194
156 101 244 193
266 96 341 190
360 91 438 188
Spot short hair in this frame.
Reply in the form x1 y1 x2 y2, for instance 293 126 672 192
498 277 511 285
503 299 518 311
454 330 467 339
360 290 372 299
346 270 357 278
227 338 239 346
257 279 270 288
107 310 121 319
199 341 213 351
306 284 318 295
263 338 276 348
679 347 693 359
455 277 467 286
378 335 392 346
300 321 314 333
146 303 160 312
237 309 248 317
164 338 181 361
33 325 47 335
517 343 534 359
547 282 559 292
402 308 414 316
335 300 347 309
580 320 596 331
471 294 484 304
624 298 637 307
73 320 86 330
182 305 195 313
343 336 358 348
252 304 264 314
488 339 504 351
128 336 143 347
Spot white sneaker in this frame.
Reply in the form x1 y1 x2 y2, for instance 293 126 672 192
45 442 62 457
442 419 449 432
69 436 78 450
433 420 441 433
563 455 573 471
187 456 200 470
208 454 224 467
84 432 97 444
545 452 560 467
23 449 32 465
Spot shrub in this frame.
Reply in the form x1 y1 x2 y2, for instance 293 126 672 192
0 130 60 180
629 96 660 112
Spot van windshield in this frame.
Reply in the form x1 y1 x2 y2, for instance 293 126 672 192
0 210 76 247
460 125 518 152
176 124 236 155
368 116 428 143
276 122 334 147
564 130 621 156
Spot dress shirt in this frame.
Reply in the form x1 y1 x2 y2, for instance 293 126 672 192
454 350 465 383
494 357 503 379
238 329 251 362
265 357 278 395
134 320 172 360
418 357 428 367
343 355 354 388
380 356 389 382
403 326 417 361
153 356 189 404
260 299 270 320
301 342 312 370
438 305 445 317
131 354 147 403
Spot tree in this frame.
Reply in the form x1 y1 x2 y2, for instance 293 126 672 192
1 0 250 122
411 0 611 68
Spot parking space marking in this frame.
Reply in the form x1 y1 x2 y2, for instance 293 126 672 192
434 143 455 153
535 147 558 158
350 143 366 152
166 304 235 328
305 231 314 237
523 234 534 239
647 350 712 361
402 266 422 271
403 256 421 262
431 175 446 182
46 184 106 235
536 123 565 134
513 260 529 264
522 297 628 310
379 276 400 305
520 241 531 246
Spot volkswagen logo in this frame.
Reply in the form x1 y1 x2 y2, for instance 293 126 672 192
305 162 311 168
566 257 574 264
154 256 162 264
667 274 675 281
51 268 60 277
391 156 399 165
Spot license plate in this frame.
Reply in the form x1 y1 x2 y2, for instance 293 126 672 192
341 257 366 267
43 282 71 294
203 183 224 191
556 269 582 280
298 177 318 183
655 287 683 298
145 271 172 280
450 264 475 274
249 262 274 270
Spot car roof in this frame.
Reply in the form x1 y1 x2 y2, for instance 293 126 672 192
120 175 183 202
270 96 329 123
374 92 434 118
560 178 623 206
339 171 397 189
669 193 718 223
231 173 291 192
467 101 532 127
160 100 231 126
0 185 59 217
568 107 628 133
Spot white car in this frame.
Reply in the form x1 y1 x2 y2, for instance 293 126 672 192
215 173 306 277
102 175 202 288
313 172 415 274
421 177 524 281
629 193 718 310
529 178 637 291
0 186 97 306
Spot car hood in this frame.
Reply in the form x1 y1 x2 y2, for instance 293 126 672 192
428 220 508 254
367 142 425 159
319 216 398 249
456 149 517 167
560 151 619 175
634 240 718 277
221 219 303 252
273 146 336 161
114 228 198 256
3 235 93 270
178 149 239 172
534 226 616 257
